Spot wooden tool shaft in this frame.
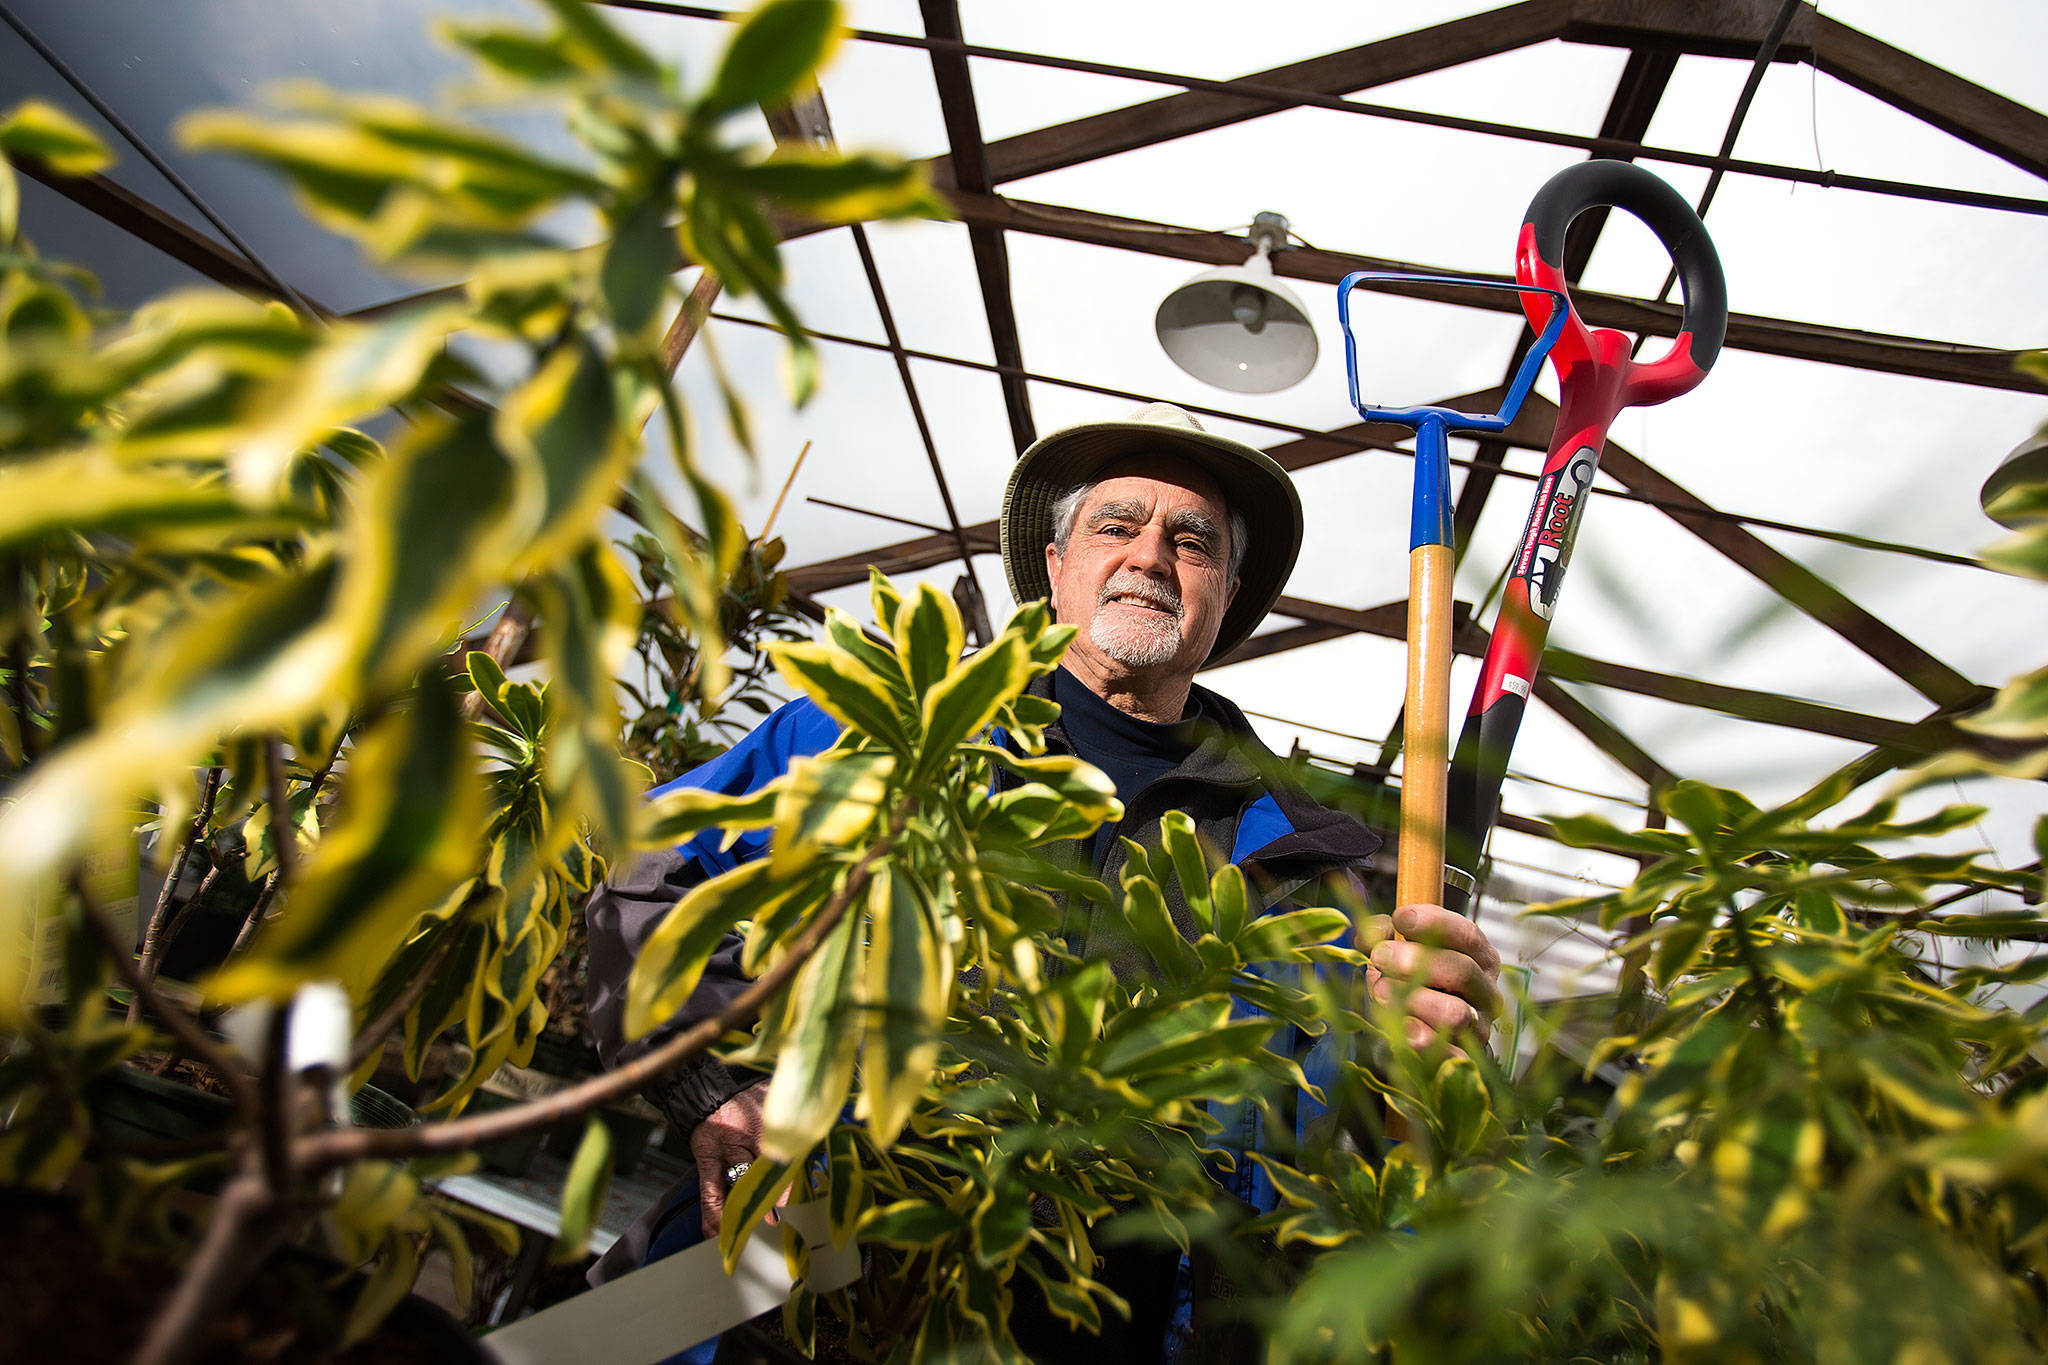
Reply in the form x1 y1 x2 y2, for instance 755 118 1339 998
1396 542 1454 912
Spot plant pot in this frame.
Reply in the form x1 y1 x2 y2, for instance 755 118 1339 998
463 1088 547 1177
525 1031 597 1079
86 1062 234 1146
349 1083 421 1130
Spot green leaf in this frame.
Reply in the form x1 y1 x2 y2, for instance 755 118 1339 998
1431 1056 1495 1157
1097 997 1229 1075
440 21 585 85
215 672 482 1000
0 100 112 176
636 781 780 849
860 865 947 1146
1209 862 1250 944
824 610 912 704
536 0 661 80
970 1182 1032 1268
1158 811 1215 931
772 639 911 752
1237 908 1351 964
868 567 904 636
768 749 895 877
760 913 863 1161
1957 665 2048 739
624 856 803 1039
858 1198 963 1249
406 918 489 1081
717 1153 800 1273
825 1125 865 1251
697 0 841 119
893 581 964 701
550 1118 614 1262
1983 524 2048 579
340 1235 420 1349
496 337 635 571
539 545 642 849
599 195 672 338
1105 1015 1279 1081
1546 812 1691 857
341 412 522 695
732 149 943 223
1116 842 1198 980
917 635 1027 778
0 453 265 553
1017 1257 1103 1335
465 651 512 710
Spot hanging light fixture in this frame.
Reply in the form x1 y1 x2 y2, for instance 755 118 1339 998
1154 212 1318 393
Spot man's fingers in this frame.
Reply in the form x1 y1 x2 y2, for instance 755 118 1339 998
1370 937 1504 1021
696 1159 727 1237
1393 902 1502 976
1371 970 1493 1045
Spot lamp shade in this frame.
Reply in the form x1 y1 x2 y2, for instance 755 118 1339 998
1154 253 1318 393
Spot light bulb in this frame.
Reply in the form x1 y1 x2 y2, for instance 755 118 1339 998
1230 284 1268 333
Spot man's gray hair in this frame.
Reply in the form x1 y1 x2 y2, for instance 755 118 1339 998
1050 480 1248 581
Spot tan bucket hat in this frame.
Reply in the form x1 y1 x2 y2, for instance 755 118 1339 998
999 402 1303 663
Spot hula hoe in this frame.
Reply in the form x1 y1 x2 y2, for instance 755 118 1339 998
1338 160 1729 920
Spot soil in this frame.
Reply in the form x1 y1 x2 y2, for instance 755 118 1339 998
0 1187 484 1364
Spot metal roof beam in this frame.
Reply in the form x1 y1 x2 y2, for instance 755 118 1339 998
1202 388 1984 712
1816 13 2048 181
1242 593 1950 754
945 190 2046 394
933 0 1575 188
1453 41 1678 562
919 0 1034 454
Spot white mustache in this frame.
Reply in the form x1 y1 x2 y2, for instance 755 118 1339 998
1097 576 1182 619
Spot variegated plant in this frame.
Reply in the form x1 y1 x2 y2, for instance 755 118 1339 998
612 570 1370 1356
1257 443 2048 1365
0 1 944 1360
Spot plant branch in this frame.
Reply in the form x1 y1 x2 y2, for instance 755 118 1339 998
347 918 466 1073
138 866 223 1003
131 766 225 1021
263 734 297 885
1729 907 1785 1041
298 796 916 1172
259 1002 294 1194
226 871 283 959
77 884 260 1126
131 1169 292 1365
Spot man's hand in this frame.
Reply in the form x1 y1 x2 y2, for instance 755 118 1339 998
691 1081 782 1237
1366 902 1504 1050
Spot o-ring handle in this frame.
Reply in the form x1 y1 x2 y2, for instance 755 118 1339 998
1519 160 1728 403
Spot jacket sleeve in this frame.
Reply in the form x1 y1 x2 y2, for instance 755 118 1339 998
583 697 842 1134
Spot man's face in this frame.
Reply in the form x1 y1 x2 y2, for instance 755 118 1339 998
1044 455 1239 688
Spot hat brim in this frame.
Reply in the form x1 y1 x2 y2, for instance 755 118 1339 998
1000 419 1302 663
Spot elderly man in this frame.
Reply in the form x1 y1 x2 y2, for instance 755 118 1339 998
584 402 1503 1349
